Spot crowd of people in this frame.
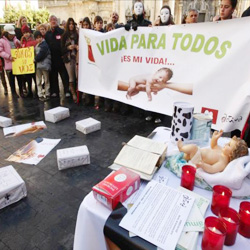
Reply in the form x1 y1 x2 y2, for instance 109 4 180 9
0 0 249 127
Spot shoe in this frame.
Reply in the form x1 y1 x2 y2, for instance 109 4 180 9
12 92 19 98
65 92 71 98
26 92 33 98
51 93 58 98
145 116 153 121
154 118 162 124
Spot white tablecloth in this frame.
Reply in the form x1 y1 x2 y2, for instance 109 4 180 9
74 127 250 250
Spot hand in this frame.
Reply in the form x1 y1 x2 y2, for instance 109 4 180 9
124 24 130 31
68 45 75 50
132 23 138 31
196 161 203 169
150 82 166 92
212 129 223 140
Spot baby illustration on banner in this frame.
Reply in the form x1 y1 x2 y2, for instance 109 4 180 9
117 67 193 101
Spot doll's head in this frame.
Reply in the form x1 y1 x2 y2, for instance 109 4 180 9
225 136 248 162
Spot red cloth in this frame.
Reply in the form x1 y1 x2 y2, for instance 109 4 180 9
21 37 37 48
21 25 31 34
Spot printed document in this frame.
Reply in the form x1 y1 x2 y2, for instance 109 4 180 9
119 181 194 250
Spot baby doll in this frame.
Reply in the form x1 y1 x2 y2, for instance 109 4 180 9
178 130 249 174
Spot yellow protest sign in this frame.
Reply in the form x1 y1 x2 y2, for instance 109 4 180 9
11 47 35 75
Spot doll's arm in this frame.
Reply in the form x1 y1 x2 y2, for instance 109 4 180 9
210 130 223 149
196 161 227 174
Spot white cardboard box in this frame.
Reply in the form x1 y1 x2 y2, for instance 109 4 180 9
57 145 90 170
0 116 12 128
0 165 27 209
44 107 70 123
76 118 101 134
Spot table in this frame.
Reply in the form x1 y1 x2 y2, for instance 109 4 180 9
74 127 250 250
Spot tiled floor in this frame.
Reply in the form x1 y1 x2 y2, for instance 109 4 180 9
0 84 171 250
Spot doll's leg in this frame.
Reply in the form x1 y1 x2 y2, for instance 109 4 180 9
177 140 198 161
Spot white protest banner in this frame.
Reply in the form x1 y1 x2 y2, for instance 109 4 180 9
78 17 250 132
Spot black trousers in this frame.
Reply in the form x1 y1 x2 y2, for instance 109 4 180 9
49 64 69 96
6 70 23 95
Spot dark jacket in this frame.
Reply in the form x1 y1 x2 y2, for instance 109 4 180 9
35 40 51 71
61 31 78 63
45 26 64 65
127 14 151 27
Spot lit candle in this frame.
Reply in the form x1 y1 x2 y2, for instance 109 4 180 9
202 216 227 250
219 207 239 246
211 185 232 216
181 165 196 191
238 201 250 238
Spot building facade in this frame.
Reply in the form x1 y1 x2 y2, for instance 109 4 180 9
38 0 250 25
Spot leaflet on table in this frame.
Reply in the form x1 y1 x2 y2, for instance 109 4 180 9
176 187 210 250
119 180 195 250
177 186 210 232
123 171 169 208
6 138 61 165
3 121 46 137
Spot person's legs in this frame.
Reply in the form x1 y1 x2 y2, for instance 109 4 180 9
49 68 59 97
16 75 24 97
36 69 43 98
1 70 8 95
65 61 76 101
25 74 33 97
58 64 69 97
177 140 198 161
6 70 19 97
43 70 50 98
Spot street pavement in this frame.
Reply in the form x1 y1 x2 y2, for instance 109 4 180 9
0 83 171 250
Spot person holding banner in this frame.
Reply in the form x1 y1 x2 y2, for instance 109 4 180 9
126 1 151 31
182 9 199 24
0 24 24 98
122 1 151 116
154 5 175 26
213 0 237 21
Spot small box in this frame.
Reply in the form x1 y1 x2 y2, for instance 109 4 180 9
0 165 27 209
44 107 70 123
76 118 101 134
57 145 90 170
92 167 140 210
0 116 12 128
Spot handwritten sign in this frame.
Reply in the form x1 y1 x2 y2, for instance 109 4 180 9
11 47 35 75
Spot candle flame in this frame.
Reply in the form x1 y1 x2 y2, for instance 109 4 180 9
222 192 225 196
227 218 231 223
187 171 189 174
247 210 250 214
212 227 216 232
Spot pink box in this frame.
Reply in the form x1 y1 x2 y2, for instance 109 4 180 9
92 167 140 210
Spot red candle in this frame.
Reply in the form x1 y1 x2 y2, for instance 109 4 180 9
219 207 240 246
202 216 227 250
238 201 250 238
181 165 196 191
211 185 232 216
